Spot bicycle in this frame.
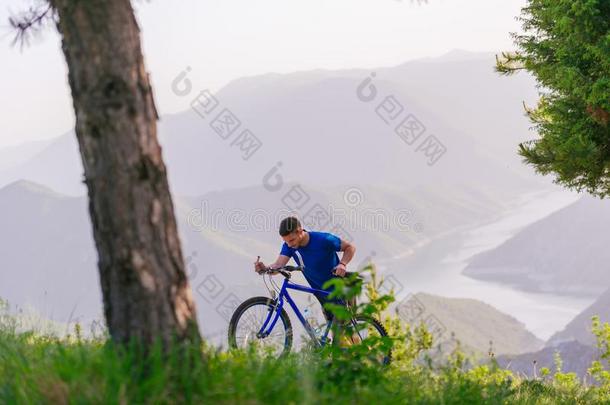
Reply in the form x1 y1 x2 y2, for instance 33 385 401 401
227 265 391 364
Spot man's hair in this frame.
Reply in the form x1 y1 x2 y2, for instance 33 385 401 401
279 217 301 236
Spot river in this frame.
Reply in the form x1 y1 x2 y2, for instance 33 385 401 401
380 188 593 341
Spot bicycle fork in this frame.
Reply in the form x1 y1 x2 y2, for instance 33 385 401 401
257 290 328 347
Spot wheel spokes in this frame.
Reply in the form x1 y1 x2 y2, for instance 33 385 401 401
233 303 287 356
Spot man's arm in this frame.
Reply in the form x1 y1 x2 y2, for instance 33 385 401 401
254 254 291 274
334 239 356 277
270 255 291 269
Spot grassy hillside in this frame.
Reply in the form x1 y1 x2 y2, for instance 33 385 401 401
2 307 610 404
548 288 610 347
496 341 598 380
411 293 543 356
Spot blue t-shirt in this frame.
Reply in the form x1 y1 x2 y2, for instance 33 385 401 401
280 231 342 291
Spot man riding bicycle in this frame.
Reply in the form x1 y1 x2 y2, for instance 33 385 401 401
253 216 357 324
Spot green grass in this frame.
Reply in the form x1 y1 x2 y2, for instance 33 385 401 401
0 325 608 405
2 273 610 404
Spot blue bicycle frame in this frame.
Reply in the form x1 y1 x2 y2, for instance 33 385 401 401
257 276 339 346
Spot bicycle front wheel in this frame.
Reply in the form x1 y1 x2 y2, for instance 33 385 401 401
227 296 293 357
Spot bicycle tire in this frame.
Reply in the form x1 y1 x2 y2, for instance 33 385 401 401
352 315 393 365
227 296 293 357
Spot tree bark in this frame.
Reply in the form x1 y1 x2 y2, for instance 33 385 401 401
51 0 201 350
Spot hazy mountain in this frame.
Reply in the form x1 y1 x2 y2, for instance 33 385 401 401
0 180 98 321
405 293 543 356
0 50 571 348
381 50 540 167
179 180 525 259
463 195 610 297
547 288 610 347
0 179 288 335
495 341 599 379
0 50 549 198
0 139 53 172
0 132 85 196
0 178 544 344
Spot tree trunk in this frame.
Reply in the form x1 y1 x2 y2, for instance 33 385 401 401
51 0 201 350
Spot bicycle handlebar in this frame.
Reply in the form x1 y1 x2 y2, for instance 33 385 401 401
258 265 304 277
267 265 303 272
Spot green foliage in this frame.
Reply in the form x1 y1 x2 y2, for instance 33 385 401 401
361 264 435 365
497 0 610 197
0 328 515 404
6 295 610 403
320 267 394 377
587 316 610 401
322 267 394 320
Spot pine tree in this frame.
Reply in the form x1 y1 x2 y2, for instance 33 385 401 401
497 0 610 197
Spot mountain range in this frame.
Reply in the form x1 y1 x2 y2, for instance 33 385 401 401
0 50 548 198
1 50 586 354
464 195 610 297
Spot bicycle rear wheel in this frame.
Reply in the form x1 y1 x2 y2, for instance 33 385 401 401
228 296 293 357
340 315 392 365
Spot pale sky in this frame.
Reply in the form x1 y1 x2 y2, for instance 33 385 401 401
0 0 527 148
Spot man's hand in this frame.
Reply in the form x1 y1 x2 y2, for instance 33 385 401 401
334 262 347 277
335 239 355 278
255 255 290 275
254 257 267 274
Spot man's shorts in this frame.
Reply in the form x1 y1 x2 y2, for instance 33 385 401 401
313 293 357 322
314 271 360 322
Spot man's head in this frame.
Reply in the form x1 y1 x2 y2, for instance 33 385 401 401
279 216 305 248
